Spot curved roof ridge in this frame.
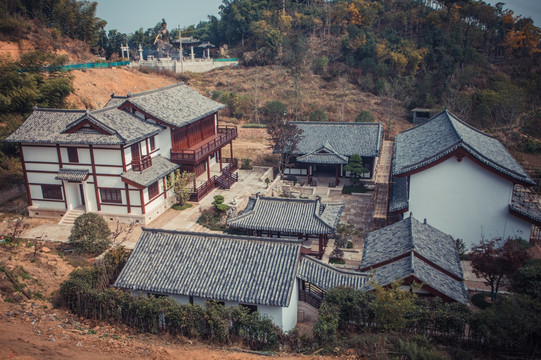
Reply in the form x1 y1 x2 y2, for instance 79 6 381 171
140 227 302 245
33 108 86 113
124 82 185 98
394 140 462 175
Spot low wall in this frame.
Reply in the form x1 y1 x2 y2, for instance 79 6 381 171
134 59 238 74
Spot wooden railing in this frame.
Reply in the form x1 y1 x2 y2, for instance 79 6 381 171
299 282 326 309
189 175 217 202
171 126 237 164
131 155 152 172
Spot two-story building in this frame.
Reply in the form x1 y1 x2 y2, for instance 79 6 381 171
5 83 237 224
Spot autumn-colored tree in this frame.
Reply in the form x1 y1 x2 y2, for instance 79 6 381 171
470 238 529 301
267 121 304 174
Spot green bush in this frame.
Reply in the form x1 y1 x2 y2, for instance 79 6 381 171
68 213 111 255
342 185 367 194
471 293 492 309
172 203 193 211
309 107 328 122
312 55 329 75
264 100 287 123
313 302 339 347
398 339 446 360
355 110 375 122
240 158 253 170
329 258 345 264
512 259 541 299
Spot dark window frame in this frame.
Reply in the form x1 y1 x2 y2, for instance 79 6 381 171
149 136 156 151
41 184 63 200
99 188 122 204
148 181 159 200
67 147 79 163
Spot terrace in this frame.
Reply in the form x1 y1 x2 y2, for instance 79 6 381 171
170 125 237 164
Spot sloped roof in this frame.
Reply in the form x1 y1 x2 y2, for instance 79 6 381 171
55 168 89 182
227 196 345 234
290 122 383 157
122 83 225 127
4 107 162 146
364 254 468 304
297 141 349 165
297 255 368 290
114 229 300 307
388 176 409 213
360 216 467 303
121 156 179 187
393 110 534 185
509 185 541 225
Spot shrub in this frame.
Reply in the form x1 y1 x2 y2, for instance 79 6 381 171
355 110 375 122
512 259 541 299
240 158 253 170
312 55 329 75
309 107 328 122
68 213 111 255
172 203 193 211
264 100 287 123
471 293 492 309
313 302 339 347
342 185 367 194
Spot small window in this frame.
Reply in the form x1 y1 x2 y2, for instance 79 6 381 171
41 185 62 200
100 188 122 204
67 148 78 163
148 181 159 200
150 136 156 151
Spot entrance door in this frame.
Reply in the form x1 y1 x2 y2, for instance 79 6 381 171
79 184 85 206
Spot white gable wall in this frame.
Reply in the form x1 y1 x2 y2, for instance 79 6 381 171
405 156 532 248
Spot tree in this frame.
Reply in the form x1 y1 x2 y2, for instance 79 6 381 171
344 154 368 186
267 121 304 175
470 238 529 301
355 110 375 122
68 213 111 255
369 280 419 330
170 170 193 206
309 107 328 122
264 100 287 124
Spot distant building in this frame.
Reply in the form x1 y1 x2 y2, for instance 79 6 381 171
389 110 540 248
227 195 345 258
5 83 238 223
282 122 383 185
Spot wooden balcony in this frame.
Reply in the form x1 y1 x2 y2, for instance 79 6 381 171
131 155 152 172
171 126 237 164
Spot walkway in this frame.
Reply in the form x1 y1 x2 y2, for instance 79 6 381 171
372 140 393 229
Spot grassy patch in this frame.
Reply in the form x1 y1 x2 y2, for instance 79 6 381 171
172 203 193 211
242 123 267 128
329 258 345 264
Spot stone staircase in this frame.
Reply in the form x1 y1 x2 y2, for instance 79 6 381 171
58 208 85 225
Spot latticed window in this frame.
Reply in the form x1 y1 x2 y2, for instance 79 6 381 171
148 181 159 200
41 185 62 200
150 136 156 151
100 188 122 204
67 147 79 163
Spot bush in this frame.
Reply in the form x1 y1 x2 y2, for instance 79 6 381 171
264 100 287 123
312 55 329 75
68 213 111 255
313 302 339 347
309 107 328 122
471 293 492 309
172 203 193 211
512 259 541 299
197 208 226 231
342 185 367 194
240 158 253 170
355 110 375 122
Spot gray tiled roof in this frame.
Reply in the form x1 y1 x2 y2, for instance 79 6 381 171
290 122 383 157
509 185 541 225
365 254 468 304
227 196 345 234
297 255 368 290
297 141 348 165
104 96 127 108
55 168 89 182
114 229 301 307
361 216 463 279
4 107 162 146
388 176 408 213
121 156 179 187
123 83 225 127
393 110 534 185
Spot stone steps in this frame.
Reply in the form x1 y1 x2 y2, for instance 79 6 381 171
58 209 85 225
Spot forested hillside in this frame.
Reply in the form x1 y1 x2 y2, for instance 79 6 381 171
1 0 541 188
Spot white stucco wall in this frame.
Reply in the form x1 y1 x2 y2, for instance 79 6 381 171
406 156 532 248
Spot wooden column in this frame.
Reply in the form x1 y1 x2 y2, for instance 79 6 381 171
307 165 311 184
219 148 223 171
335 166 339 185
121 146 127 172
89 145 101 211
229 142 233 160
19 145 32 206
163 177 167 199
192 165 197 190
56 144 63 169
140 189 146 214
319 234 324 259
125 183 131 213
206 157 211 181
